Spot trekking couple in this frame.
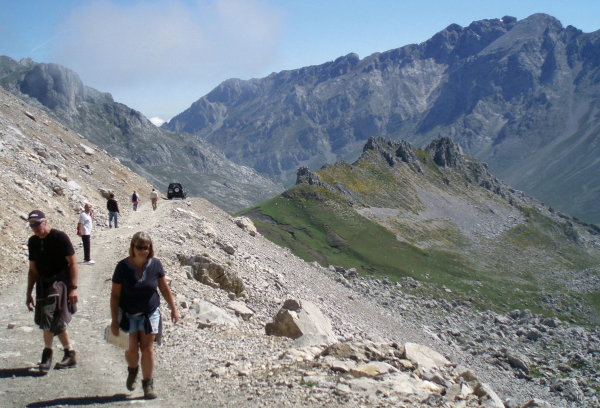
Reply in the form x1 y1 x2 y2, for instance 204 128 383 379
132 189 159 211
25 210 178 400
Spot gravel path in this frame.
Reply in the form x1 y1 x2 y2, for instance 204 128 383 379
0 201 192 407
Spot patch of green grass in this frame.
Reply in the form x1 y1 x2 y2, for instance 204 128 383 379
529 365 545 378
299 379 316 387
584 292 600 324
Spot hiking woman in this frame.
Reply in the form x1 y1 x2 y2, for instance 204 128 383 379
110 231 178 399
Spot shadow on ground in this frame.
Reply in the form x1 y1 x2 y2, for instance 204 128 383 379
0 367 46 378
26 394 140 407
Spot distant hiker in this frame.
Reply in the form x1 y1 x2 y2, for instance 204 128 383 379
150 188 158 211
131 190 139 211
25 210 79 373
77 203 95 264
107 193 120 228
110 231 178 399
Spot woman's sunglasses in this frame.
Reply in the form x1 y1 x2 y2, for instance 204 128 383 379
135 245 150 251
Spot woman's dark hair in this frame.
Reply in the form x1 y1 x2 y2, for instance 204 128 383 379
129 231 154 258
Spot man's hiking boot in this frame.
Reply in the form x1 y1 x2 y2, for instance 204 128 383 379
39 348 52 373
126 366 139 391
54 349 76 369
142 378 157 399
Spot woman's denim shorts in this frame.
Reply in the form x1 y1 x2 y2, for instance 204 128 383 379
121 308 160 334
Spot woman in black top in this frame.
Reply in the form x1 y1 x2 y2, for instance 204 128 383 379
110 231 178 399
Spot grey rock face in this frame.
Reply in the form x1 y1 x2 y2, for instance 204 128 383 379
295 166 324 186
364 137 422 173
426 137 464 168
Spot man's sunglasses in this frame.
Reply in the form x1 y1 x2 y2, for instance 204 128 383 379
29 221 43 228
135 245 150 250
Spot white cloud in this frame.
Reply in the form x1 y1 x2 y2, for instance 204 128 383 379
149 116 166 127
48 0 283 115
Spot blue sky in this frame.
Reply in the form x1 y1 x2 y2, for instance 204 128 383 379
1 0 599 121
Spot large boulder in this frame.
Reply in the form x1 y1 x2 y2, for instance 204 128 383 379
178 254 245 296
233 216 258 236
403 342 450 369
190 299 239 328
265 299 337 346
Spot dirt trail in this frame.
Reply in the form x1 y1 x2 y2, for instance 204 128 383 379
0 201 178 407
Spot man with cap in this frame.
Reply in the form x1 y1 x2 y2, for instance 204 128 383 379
26 210 79 373
77 203 95 264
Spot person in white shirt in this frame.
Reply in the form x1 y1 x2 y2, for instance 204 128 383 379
77 203 94 264
150 189 159 211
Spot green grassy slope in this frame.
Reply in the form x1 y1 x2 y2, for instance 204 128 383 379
239 142 600 325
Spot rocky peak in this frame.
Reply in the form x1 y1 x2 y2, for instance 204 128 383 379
423 16 516 61
363 137 422 173
296 166 324 186
425 137 465 168
482 13 564 55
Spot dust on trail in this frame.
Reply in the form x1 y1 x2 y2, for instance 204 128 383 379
0 201 180 407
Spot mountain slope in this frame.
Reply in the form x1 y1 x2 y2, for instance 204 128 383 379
166 14 600 223
2 86 598 408
240 137 600 326
0 56 282 212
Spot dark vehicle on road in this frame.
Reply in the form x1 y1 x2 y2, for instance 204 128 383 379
167 183 187 199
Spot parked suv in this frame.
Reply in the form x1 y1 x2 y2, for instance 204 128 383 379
167 183 187 199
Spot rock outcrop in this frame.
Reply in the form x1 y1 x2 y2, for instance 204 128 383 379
265 299 337 346
178 253 245 296
364 137 423 173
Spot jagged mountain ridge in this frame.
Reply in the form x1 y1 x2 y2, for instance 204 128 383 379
165 13 600 223
0 56 283 212
241 137 600 326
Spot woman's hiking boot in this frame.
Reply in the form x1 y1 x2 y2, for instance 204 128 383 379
142 378 157 399
126 366 139 391
39 348 52 373
54 349 76 369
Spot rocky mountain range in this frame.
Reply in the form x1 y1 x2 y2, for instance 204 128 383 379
0 56 282 212
165 13 600 224
1 76 599 408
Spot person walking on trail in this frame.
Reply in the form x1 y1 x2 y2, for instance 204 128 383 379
77 203 94 264
131 190 140 211
26 210 79 373
110 231 178 399
150 188 158 211
107 193 120 228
